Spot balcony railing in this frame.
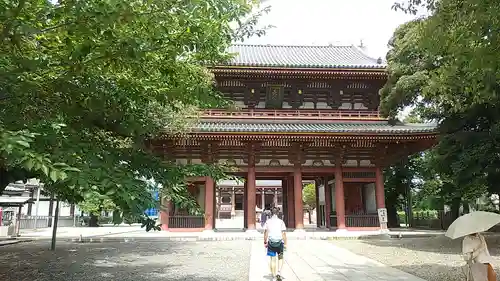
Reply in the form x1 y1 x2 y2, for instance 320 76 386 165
202 109 382 120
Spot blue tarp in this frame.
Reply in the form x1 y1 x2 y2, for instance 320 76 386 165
144 190 159 217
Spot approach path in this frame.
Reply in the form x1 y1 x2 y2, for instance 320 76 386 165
248 240 427 281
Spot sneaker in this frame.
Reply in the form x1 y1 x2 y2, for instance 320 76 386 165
276 274 282 281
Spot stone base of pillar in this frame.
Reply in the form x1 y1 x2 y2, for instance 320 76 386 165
293 228 306 232
201 229 215 235
379 228 390 234
245 229 259 233
335 228 348 232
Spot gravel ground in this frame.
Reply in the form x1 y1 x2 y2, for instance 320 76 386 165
0 240 251 281
332 235 500 281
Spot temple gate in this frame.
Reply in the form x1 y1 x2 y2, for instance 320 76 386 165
151 44 438 232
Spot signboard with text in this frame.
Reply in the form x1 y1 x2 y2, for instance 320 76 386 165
377 208 388 224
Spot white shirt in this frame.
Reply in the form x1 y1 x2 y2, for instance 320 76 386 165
264 215 286 240
462 234 493 264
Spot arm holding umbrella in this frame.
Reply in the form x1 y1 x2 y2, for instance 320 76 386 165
462 233 487 263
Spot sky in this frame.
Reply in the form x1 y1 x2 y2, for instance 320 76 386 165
243 0 427 119
244 0 424 60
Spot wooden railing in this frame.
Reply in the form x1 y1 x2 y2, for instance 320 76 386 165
201 109 382 120
168 215 204 229
330 214 380 228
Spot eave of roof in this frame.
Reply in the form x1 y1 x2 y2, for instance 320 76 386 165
0 196 33 206
220 44 386 70
192 120 438 135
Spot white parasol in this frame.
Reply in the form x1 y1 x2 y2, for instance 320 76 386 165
445 211 500 239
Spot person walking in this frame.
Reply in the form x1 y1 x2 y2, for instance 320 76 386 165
261 205 272 228
463 232 496 281
263 207 287 281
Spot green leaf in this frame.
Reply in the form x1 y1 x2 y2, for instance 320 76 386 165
16 140 30 148
25 159 35 170
50 170 59 182
59 171 68 181
41 165 49 176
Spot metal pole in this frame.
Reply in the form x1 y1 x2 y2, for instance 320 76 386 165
408 186 413 227
15 205 22 236
50 200 60 251
34 187 41 229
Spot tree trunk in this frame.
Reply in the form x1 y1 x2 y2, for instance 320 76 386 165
47 196 54 227
308 208 312 224
88 213 99 227
462 201 470 214
450 197 461 220
387 204 400 228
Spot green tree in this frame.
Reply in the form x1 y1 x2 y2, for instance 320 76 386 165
381 112 428 227
302 183 316 209
77 191 117 227
384 154 424 227
0 0 269 226
302 183 316 224
381 0 500 218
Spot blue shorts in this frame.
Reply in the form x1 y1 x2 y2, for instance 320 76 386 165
267 241 284 259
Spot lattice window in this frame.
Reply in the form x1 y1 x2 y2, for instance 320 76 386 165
342 171 376 179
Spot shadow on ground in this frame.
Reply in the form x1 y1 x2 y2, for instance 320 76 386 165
393 263 468 281
300 261 464 281
355 234 500 255
0 240 251 281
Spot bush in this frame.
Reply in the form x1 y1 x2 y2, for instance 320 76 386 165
98 216 113 225
397 210 440 226
413 210 439 219
397 211 406 224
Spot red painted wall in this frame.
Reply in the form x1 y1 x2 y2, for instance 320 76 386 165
344 183 364 214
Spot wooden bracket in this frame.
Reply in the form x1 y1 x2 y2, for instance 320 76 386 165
201 141 220 164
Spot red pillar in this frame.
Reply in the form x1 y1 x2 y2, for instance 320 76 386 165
335 165 346 230
287 176 295 228
204 177 215 231
324 177 332 229
246 165 257 230
281 178 288 225
243 180 248 229
160 197 169 231
375 167 386 209
375 167 387 229
315 180 321 228
294 163 304 230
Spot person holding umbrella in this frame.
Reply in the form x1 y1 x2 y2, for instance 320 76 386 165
462 232 496 281
446 211 499 281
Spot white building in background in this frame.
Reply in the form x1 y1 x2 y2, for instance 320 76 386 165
1 179 78 218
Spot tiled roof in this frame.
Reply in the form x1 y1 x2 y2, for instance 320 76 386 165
194 121 437 134
224 44 386 69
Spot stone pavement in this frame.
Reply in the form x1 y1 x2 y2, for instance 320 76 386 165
16 225 443 242
0 240 252 281
248 240 427 281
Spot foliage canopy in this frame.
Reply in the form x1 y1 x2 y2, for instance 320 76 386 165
382 0 500 212
0 0 269 223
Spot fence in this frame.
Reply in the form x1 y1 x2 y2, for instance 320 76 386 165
329 213 380 228
399 210 456 230
19 216 77 229
169 215 204 229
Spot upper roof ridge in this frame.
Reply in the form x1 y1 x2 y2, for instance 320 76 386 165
231 43 356 48
224 43 386 69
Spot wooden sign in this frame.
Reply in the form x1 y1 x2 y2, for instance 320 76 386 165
377 208 388 224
